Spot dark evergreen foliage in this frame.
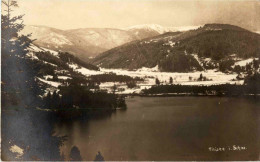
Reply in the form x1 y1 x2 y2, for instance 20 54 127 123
155 78 160 85
90 73 143 83
93 24 260 72
42 83 126 110
59 52 99 71
70 146 82 161
159 51 203 72
126 80 138 88
1 1 62 160
94 151 105 161
178 30 260 60
219 59 235 72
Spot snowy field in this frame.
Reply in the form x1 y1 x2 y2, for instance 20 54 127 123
37 62 243 94
98 67 243 94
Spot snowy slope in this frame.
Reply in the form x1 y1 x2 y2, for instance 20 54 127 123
65 28 135 50
21 24 202 60
22 25 71 46
125 24 201 39
126 24 170 34
21 26 137 61
126 24 201 33
26 44 101 95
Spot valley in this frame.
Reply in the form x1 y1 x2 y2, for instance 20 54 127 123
27 44 257 95
24 24 259 96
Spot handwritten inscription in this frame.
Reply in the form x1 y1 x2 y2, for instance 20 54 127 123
209 145 247 152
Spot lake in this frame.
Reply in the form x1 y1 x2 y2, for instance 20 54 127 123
53 96 260 161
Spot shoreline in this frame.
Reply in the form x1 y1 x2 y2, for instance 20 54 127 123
126 93 260 98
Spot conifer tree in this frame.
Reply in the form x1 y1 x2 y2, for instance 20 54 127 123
155 78 160 85
45 91 52 108
1 0 32 56
169 77 173 84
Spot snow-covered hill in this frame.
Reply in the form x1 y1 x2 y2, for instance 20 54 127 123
21 26 137 61
65 28 135 50
22 25 71 47
26 44 101 95
126 24 170 34
21 24 202 61
93 24 260 72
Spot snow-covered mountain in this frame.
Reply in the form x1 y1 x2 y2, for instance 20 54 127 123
21 25 137 61
65 28 135 50
126 24 201 33
126 24 170 34
21 24 203 61
22 25 71 46
125 24 201 40
125 24 171 40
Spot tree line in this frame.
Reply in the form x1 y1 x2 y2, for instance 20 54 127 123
143 73 260 96
43 83 126 111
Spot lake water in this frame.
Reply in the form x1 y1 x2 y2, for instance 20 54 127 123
53 96 260 161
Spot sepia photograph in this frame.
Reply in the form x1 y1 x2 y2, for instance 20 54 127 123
1 0 260 161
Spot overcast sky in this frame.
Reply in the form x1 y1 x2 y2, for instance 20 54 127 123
8 0 260 31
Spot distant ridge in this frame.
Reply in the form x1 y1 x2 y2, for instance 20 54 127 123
21 24 205 61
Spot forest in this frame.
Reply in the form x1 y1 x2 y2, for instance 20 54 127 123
178 28 260 60
42 83 126 116
159 49 203 72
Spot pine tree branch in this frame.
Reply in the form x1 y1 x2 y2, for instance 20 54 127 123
10 0 19 7
1 1 8 7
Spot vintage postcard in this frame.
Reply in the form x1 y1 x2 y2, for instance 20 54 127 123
1 0 260 161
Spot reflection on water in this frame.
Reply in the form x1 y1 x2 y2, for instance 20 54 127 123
53 97 260 161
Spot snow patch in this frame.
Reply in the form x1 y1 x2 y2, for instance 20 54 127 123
233 58 258 67
38 77 61 87
163 40 175 47
28 44 59 57
136 65 159 72
40 47 59 57
26 52 39 60
58 76 72 80
9 145 24 158
126 24 168 34
44 32 73 46
68 63 104 76
169 25 202 32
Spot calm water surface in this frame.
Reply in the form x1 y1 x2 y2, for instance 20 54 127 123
53 97 260 161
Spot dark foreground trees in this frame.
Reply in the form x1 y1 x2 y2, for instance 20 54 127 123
1 0 63 161
42 83 127 111
1 0 32 56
